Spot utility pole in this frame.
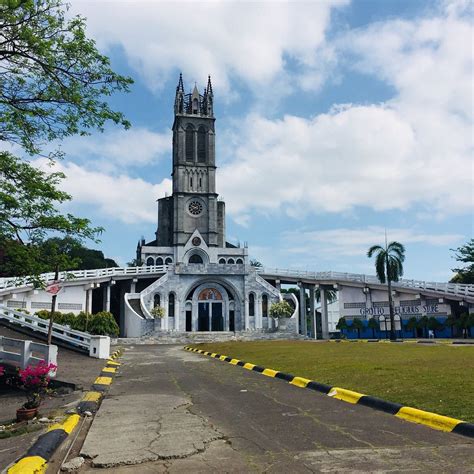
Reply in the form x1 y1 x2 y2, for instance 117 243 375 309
47 264 60 345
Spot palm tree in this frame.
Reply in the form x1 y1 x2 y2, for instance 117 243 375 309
405 316 418 338
418 315 429 338
352 318 364 339
444 315 457 338
367 317 378 338
427 317 443 338
367 239 405 341
336 317 348 336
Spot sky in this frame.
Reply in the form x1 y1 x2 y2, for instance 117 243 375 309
40 0 473 281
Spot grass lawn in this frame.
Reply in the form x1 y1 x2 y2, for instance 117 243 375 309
192 341 474 423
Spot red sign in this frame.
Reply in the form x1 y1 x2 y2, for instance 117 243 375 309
46 282 62 295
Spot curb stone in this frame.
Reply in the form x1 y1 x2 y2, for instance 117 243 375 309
184 346 474 439
7 349 122 474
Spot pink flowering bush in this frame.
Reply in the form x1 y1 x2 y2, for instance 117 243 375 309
0 366 5 378
18 361 57 409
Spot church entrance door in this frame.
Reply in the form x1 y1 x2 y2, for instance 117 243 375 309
196 287 225 332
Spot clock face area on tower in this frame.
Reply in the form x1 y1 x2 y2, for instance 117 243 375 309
188 199 203 216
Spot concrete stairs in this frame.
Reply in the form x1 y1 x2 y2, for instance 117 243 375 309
115 330 305 345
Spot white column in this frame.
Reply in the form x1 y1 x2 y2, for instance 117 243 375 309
163 295 169 331
244 296 250 330
208 303 212 331
310 285 317 339
320 289 329 340
256 294 262 329
105 284 111 312
87 288 93 314
298 283 306 336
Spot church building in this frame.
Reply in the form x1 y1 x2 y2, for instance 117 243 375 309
130 75 285 336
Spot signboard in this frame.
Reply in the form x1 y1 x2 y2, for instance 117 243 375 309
46 282 62 295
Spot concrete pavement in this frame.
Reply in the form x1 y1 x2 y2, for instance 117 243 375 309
78 345 474 472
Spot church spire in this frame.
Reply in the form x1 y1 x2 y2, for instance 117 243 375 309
174 73 185 115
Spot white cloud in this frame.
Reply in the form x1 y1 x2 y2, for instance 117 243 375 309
61 128 170 171
282 226 464 257
218 2 473 223
35 159 172 224
70 0 348 94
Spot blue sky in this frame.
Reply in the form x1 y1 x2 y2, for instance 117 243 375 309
42 0 472 281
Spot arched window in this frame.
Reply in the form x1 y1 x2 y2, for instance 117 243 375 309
218 258 226 264
190 176 193 189
262 294 268 317
228 258 235 264
189 254 203 264
236 258 243 264
156 257 163 265
168 293 175 317
153 294 160 307
249 293 255 317
192 98 199 114
165 257 172 264
185 125 194 161
197 126 206 162
146 257 154 266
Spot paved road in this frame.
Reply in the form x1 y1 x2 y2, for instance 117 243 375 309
79 345 474 473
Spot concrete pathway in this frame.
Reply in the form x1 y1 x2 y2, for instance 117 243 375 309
79 345 474 473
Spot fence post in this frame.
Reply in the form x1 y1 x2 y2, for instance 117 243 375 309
46 344 58 368
20 340 32 369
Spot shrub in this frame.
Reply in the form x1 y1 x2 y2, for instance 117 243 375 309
150 306 165 318
88 312 119 337
269 301 293 319
70 311 88 332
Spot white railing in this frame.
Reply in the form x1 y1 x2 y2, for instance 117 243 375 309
257 268 474 299
0 265 169 291
1 265 473 300
0 305 110 359
0 336 57 372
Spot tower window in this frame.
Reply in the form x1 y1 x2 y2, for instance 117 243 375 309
185 125 194 161
192 98 198 114
168 293 175 317
190 176 193 189
197 126 206 162
199 177 202 188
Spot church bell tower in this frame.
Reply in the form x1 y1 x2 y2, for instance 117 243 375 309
155 75 225 250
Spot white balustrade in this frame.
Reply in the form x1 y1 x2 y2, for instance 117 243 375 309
0 336 57 371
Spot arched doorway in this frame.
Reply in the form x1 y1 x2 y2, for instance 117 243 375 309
198 287 223 331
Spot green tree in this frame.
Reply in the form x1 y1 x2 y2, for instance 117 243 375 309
427 316 443 338
0 0 131 280
0 154 102 278
0 0 132 155
456 313 474 338
336 317 348 334
405 316 418 338
450 239 474 284
444 315 457 338
367 317 378 338
417 315 429 338
351 318 364 339
367 240 405 341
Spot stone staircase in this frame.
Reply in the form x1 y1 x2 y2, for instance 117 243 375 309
115 330 305 345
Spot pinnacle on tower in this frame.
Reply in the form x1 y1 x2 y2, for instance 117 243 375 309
177 73 184 92
206 75 213 96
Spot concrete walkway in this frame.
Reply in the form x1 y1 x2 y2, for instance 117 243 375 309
79 345 474 473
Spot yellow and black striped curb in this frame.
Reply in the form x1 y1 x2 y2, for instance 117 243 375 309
184 346 474 439
78 348 122 413
7 349 123 474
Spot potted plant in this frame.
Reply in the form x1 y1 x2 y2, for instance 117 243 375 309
269 301 293 330
16 361 57 421
150 305 165 319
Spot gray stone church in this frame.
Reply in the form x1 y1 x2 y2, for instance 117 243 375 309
130 75 285 336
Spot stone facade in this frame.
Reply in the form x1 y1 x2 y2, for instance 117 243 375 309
130 76 288 337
